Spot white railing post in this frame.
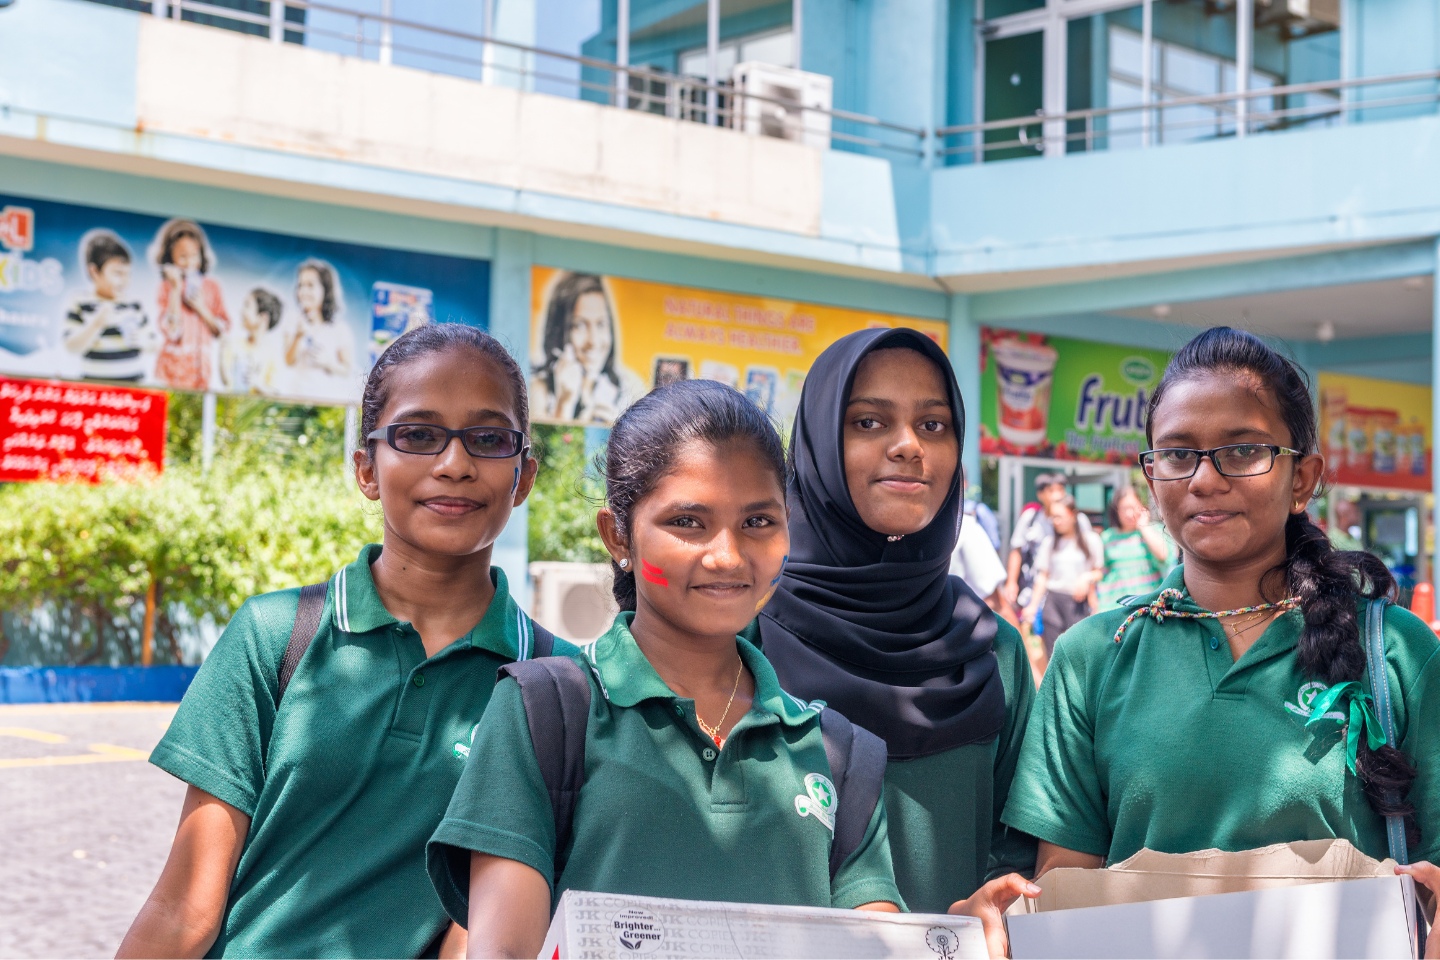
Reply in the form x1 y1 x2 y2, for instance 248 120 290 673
379 0 393 64
792 0 802 69
1141 0 1153 146
617 0 630 108
706 0 719 125
269 0 283 43
1236 0 1252 137
152 0 168 17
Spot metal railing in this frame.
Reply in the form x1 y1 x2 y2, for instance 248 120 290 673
140 0 930 158
936 69 1440 162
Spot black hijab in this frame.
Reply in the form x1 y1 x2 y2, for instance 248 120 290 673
758 327 1006 760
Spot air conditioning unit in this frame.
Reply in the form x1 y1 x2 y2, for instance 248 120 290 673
529 562 618 644
732 62 833 150
1256 0 1339 33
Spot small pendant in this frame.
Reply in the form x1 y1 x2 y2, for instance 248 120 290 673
713 734 723 748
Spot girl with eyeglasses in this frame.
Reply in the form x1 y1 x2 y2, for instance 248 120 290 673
120 324 576 959
1001 326 1440 900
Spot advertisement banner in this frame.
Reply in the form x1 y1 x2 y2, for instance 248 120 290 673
0 194 491 404
529 267 949 426
1319 372 1431 492
979 328 1172 464
0 376 167 483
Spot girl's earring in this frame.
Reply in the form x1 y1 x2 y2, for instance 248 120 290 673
618 558 630 570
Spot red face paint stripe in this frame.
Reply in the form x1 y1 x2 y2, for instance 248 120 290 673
641 560 669 586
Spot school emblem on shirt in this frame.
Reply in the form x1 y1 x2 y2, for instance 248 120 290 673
1284 681 1345 721
794 772 837 832
451 722 479 761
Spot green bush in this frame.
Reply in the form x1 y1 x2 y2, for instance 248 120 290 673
0 394 379 666
527 425 607 564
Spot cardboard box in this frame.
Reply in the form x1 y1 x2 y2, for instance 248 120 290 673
1005 840 1420 959
539 890 988 959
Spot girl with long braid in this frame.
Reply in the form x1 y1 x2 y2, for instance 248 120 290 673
1002 327 1440 897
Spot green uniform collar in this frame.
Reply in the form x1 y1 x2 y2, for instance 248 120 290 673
586 612 824 727
332 543 528 660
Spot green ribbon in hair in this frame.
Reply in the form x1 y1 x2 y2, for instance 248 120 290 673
1305 680 1387 776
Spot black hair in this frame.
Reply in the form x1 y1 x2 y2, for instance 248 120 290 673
297 258 340 324
536 272 619 396
602 379 787 611
360 323 529 463
1049 494 1092 562
156 219 212 274
83 231 131 273
1147 326 1413 841
248 288 283 330
1035 472 1063 493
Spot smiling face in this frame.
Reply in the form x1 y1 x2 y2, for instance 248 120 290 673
1145 371 1323 573
569 291 613 375
171 235 203 273
1050 501 1077 537
842 348 959 537
89 258 131 300
354 347 536 561
602 438 788 642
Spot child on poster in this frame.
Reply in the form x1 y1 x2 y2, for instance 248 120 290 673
219 288 284 395
63 230 157 383
152 219 229 392
284 258 355 400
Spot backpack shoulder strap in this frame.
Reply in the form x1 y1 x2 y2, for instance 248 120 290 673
496 657 591 875
1363 597 1409 865
819 708 888 881
277 581 329 704
526 616 557 660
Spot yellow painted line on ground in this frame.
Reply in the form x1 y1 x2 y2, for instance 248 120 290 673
0 726 69 744
0 742 150 769
0 702 179 716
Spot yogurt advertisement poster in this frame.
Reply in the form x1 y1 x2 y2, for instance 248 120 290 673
979 328 1172 463
1318 371 1431 492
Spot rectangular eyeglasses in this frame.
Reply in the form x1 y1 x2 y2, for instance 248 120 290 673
367 423 529 459
1139 443 1301 481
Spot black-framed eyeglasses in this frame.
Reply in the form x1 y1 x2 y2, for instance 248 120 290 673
1139 443 1302 481
367 423 529 459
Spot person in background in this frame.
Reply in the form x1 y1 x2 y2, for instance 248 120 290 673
953 502 1012 624
1329 497 1365 552
530 272 644 426
285 258 354 384
967 484 1003 551
152 219 228 392
1096 484 1171 611
1024 495 1103 673
1003 473 1091 614
219 288 283 395
64 230 156 383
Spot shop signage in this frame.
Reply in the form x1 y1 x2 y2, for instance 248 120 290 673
980 328 1173 464
0 194 491 405
528 267 948 427
1319 372 1431 492
0 375 166 483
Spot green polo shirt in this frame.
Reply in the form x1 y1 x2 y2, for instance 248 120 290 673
741 618 1038 912
1002 565 1440 866
151 544 574 958
427 613 904 924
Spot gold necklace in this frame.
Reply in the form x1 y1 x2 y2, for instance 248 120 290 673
696 659 745 749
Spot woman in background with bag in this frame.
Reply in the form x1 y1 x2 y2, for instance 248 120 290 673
1002 326 1440 889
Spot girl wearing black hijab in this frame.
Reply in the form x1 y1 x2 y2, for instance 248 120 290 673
749 327 1039 917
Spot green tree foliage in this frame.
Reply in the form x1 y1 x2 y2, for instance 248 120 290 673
527 425 606 564
0 394 379 666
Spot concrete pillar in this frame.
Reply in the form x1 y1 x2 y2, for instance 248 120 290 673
948 293 981 481
489 228 535 607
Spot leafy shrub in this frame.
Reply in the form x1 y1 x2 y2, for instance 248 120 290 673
526 425 607 564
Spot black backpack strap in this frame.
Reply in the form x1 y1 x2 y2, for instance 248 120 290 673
496 657 591 876
277 582 329 704
819 708 888 881
527 617 557 660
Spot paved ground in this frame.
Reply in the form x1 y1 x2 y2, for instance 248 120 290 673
0 703 182 959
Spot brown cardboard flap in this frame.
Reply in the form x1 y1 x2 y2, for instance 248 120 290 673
1014 839 1395 914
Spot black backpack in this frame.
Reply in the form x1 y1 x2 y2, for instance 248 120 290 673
498 656 888 882
276 582 556 702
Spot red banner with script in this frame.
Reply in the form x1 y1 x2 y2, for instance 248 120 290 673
0 376 166 483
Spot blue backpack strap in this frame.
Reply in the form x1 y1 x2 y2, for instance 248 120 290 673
819 708 888 881
1363 597 1409 865
277 582 329 704
496 657 591 877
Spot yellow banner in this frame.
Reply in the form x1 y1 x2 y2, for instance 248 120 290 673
1318 372 1431 492
528 267 948 426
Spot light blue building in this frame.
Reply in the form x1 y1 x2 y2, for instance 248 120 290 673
1 0 1438 601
